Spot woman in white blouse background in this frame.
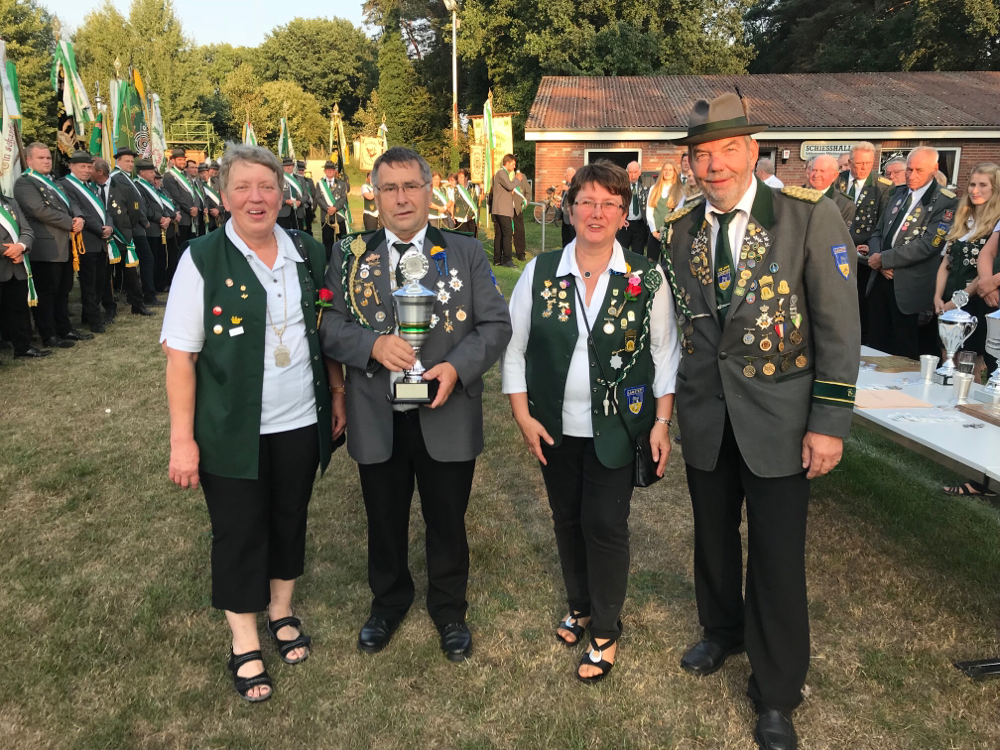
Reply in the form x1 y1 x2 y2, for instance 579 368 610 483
645 161 685 264
161 144 346 703
502 162 679 683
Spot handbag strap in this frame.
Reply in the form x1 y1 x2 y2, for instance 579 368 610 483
573 282 638 446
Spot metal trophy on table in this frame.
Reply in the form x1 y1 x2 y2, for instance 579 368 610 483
934 290 977 385
391 247 438 404
973 308 1000 403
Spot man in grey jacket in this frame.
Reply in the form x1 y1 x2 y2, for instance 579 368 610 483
0 190 49 358
663 94 860 750
490 154 517 267
14 142 91 348
321 146 512 664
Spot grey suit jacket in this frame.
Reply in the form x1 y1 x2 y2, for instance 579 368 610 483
492 169 515 217
867 181 959 315
13 174 73 262
320 224 512 464
513 174 530 216
162 169 194 226
663 179 861 478
279 174 306 219
0 194 35 282
314 178 349 215
819 185 856 226
838 171 894 249
61 178 107 255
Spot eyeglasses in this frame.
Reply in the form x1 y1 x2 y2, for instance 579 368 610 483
573 200 623 213
376 182 429 198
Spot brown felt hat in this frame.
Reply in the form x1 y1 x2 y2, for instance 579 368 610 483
673 92 768 145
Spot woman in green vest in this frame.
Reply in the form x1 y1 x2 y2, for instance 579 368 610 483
645 161 684 263
502 162 680 683
161 144 347 703
430 171 450 229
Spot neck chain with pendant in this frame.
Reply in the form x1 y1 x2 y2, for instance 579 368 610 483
266 264 291 368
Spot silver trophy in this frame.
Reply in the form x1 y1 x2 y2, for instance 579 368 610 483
973 308 1000 403
935 290 977 384
391 248 438 404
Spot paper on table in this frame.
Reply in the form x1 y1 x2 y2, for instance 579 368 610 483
855 390 933 409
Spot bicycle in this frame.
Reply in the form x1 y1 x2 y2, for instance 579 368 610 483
533 185 561 225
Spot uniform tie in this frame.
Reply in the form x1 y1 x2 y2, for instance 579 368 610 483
847 181 856 201
714 210 737 326
631 184 639 216
394 241 412 288
886 192 912 246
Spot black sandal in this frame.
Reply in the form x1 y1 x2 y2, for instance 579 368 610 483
577 632 620 684
944 481 997 498
267 615 312 664
555 611 589 646
227 648 273 703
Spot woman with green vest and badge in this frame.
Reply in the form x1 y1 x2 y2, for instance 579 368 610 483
161 144 347 703
503 162 680 683
645 161 685 264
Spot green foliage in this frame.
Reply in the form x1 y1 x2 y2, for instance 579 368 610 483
220 62 264 141
377 10 438 150
351 88 384 138
257 79 327 151
257 17 378 118
0 0 58 144
746 0 1000 72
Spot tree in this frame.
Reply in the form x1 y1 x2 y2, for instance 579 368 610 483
377 9 438 149
257 80 326 151
351 89 384 138
73 0 206 129
0 0 58 144
221 62 264 140
257 18 377 119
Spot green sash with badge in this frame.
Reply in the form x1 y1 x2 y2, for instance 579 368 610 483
525 249 659 469
0 201 37 306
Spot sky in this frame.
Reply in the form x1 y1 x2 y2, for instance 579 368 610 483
42 0 370 47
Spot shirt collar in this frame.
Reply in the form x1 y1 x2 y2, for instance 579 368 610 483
705 177 757 225
556 239 627 278
385 223 429 255
908 180 932 206
226 221 303 270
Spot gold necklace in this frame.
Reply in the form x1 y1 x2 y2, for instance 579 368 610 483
265 263 290 368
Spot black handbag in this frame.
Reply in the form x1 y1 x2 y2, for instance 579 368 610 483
574 285 661 488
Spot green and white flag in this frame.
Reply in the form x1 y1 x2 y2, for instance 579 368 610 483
51 40 93 126
277 117 295 160
243 121 257 146
149 93 167 171
0 44 22 199
483 95 496 199
379 120 388 152
113 71 147 156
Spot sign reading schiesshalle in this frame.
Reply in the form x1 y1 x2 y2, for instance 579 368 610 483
800 141 859 161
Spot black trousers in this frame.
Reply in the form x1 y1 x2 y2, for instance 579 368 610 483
492 214 513 264
31 259 74 340
321 218 348 260
167 231 183 285
102 258 144 314
150 234 170 292
867 273 936 359
357 410 476 626
363 214 379 231
645 229 662 264
277 214 300 231
200 425 320 614
561 221 576 248
77 251 106 327
512 211 526 260
616 220 648 256
856 263 872 345
539 436 633 640
685 414 810 712
132 233 157 302
455 218 477 236
0 276 32 352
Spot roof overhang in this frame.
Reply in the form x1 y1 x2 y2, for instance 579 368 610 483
525 128 1000 142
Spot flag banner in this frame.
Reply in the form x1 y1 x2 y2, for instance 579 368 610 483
149 93 167 171
338 118 349 166
483 96 495 195
277 117 294 160
114 68 149 157
88 111 103 156
0 52 22 198
359 136 384 172
243 121 257 146
472 111 513 184
51 40 93 163
379 120 388 152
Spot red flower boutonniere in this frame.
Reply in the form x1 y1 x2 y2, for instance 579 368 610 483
316 287 334 326
625 274 642 299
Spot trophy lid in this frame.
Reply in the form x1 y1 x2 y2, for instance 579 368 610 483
941 290 976 323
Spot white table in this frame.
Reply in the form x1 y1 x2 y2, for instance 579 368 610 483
853 347 1000 484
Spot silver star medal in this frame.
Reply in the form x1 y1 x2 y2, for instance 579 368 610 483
610 354 623 370
430 313 439 329
437 289 451 303
449 276 463 291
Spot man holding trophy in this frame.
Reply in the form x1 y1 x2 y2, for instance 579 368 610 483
320 146 512 662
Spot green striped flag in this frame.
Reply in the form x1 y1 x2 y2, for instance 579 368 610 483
483 94 495 200
243 121 257 146
51 40 93 126
277 117 294 160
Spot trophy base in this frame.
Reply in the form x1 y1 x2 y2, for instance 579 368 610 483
932 372 955 386
392 378 438 405
972 385 1000 405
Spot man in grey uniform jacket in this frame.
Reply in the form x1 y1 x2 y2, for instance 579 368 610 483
662 94 860 750
490 154 516 267
0 190 49 357
866 146 958 359
320 146 512 664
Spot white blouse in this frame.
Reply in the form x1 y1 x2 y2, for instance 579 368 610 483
502 240 679 438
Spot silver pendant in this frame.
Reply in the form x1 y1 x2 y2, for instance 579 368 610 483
274 344 291 368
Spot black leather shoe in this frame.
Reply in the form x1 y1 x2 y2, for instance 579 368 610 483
42 336 75 349
90 323 106 334
146 299 166 307
754 709 797 750
680 639 745 676
64 329 94 341
131 306 154 316
438 622 472 662
15 347 52 358
357 616 399 654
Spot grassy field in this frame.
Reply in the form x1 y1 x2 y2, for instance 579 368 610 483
3 213 1000 750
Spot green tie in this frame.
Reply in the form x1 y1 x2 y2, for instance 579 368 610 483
394 242 412 288
847 181 856 200
714 210 737 326
631 185 639 215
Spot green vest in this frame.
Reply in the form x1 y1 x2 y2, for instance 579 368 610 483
525 249 656 469
944 234 990 301
189 229 333 480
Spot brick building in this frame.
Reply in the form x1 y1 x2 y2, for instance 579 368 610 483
526 72 1000 193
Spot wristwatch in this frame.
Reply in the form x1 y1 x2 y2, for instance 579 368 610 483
654 417 671 426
